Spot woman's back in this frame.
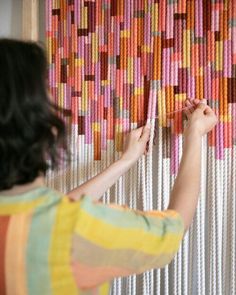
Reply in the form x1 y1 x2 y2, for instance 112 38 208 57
0 186 183 295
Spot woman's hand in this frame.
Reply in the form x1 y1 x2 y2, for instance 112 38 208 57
184 99 218 137
68 124 151 201
121 124 151 163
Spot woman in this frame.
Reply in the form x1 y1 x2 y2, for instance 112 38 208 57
0 39 217 295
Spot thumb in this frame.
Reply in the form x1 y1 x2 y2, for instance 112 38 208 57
140 123 151 142
203 105 214 115
131 126 144 139
195 102 207 113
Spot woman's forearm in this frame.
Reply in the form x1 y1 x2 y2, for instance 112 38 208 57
68 125 151 200
68 158 134 200
168 129 202 230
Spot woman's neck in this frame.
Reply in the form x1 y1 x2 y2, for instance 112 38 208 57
0 176 45 196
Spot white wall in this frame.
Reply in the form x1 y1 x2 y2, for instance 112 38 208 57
0 0 22 38
0 0 45 41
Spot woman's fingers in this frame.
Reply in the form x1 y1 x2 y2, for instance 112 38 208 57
184 108 191 119
185 99 195 113
140 124 151 143
192 98 200 105
184 98 211 120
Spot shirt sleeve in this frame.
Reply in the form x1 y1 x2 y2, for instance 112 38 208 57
71 196 184 289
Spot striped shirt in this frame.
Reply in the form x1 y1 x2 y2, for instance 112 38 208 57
0 186 184 295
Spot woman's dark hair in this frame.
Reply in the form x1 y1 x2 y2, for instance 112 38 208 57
0 39 67 190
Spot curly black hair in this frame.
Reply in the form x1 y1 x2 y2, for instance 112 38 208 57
0 39 67 190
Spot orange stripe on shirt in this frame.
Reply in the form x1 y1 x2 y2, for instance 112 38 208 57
5 213 32 295
0 216 10 295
